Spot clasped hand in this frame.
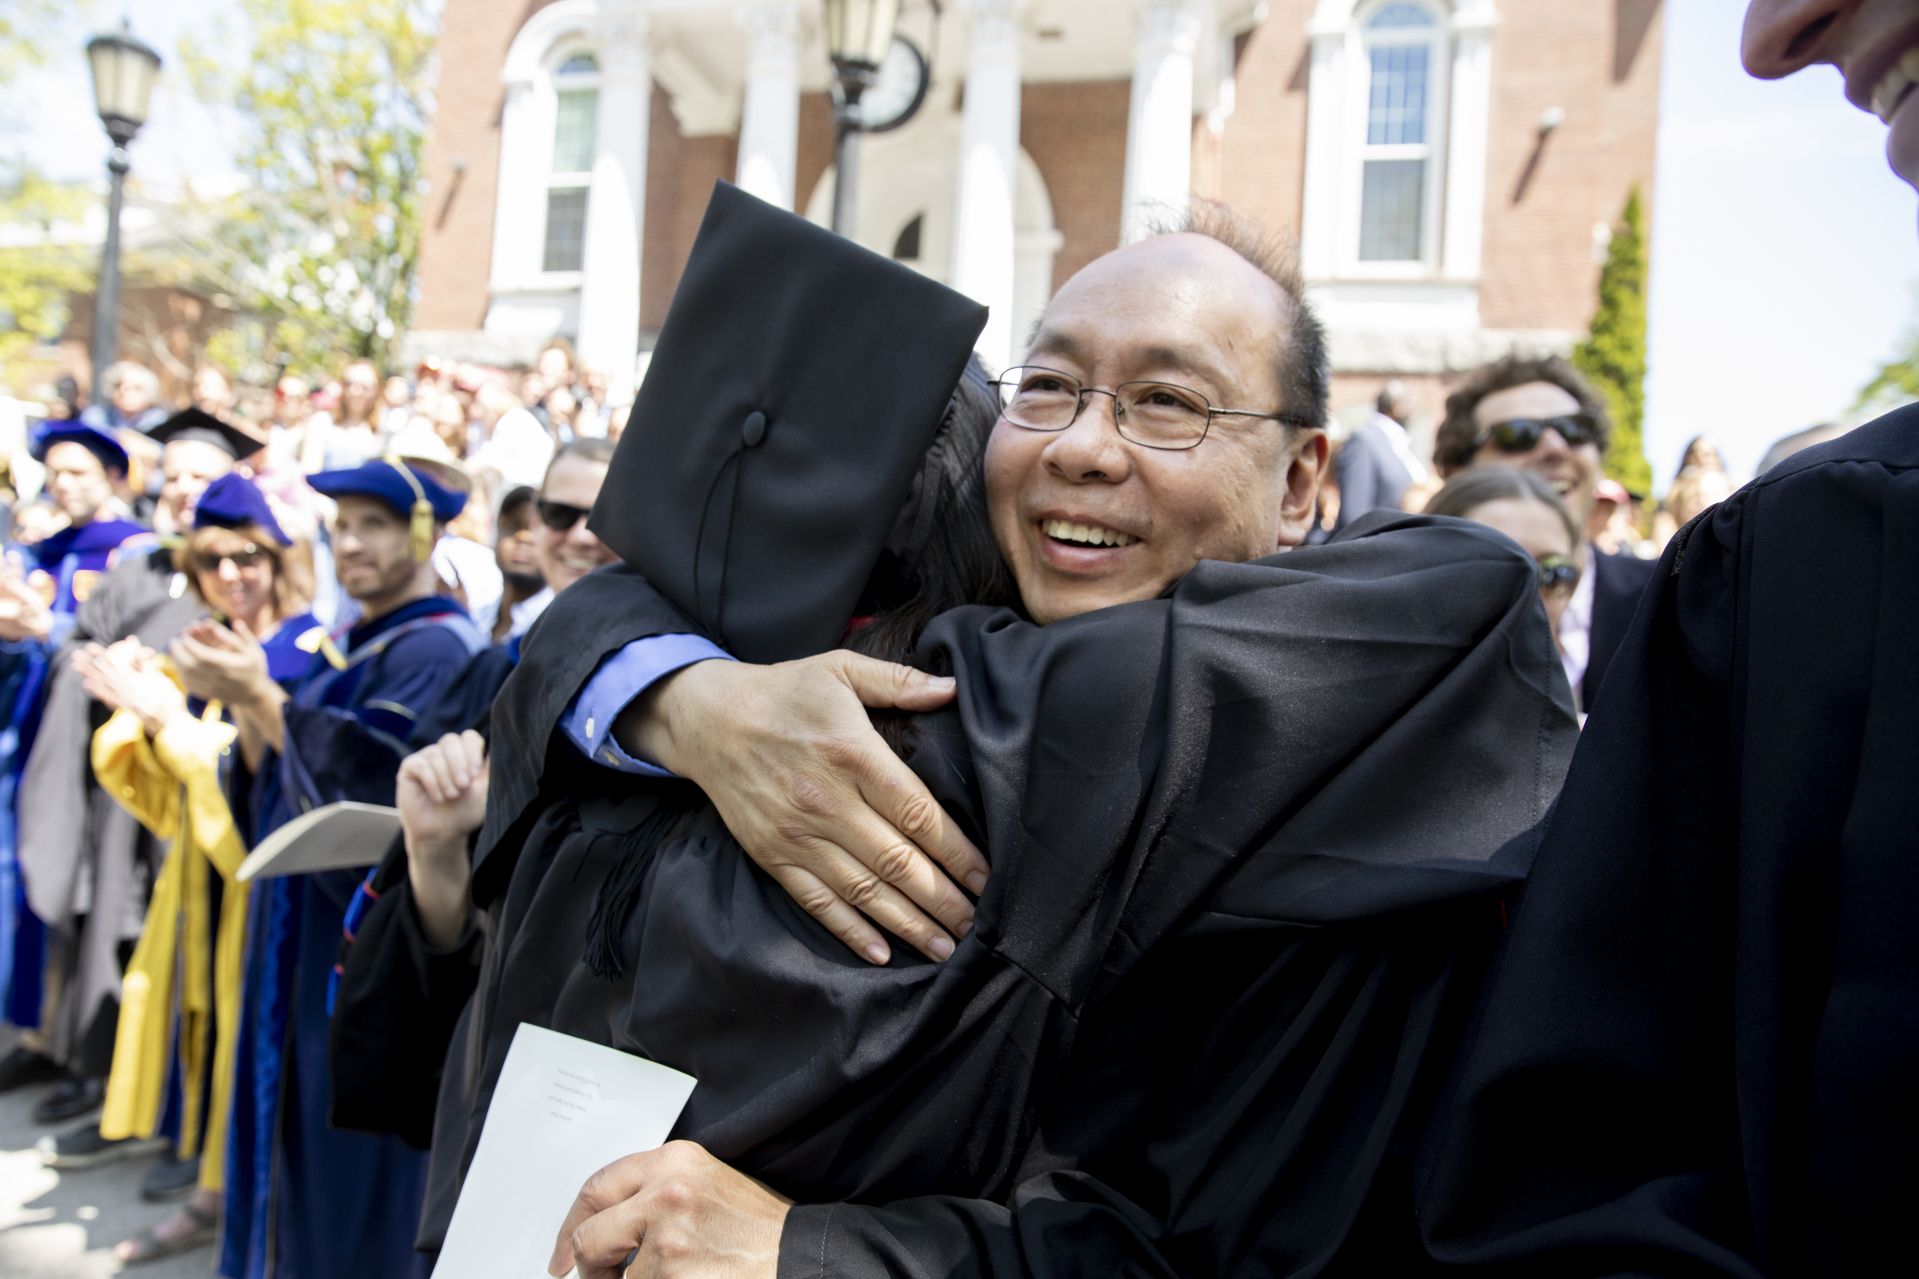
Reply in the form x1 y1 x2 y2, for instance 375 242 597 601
169 618 273 710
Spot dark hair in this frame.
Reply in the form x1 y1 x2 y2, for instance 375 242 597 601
847 355 1019 671
497 484 535 523
1423 465 1581 550
1434 353 1610 473
1147 201 1330 432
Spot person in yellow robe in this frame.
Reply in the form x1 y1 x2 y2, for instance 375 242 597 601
76 474 318 1266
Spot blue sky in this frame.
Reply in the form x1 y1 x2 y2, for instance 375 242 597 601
11 1 1916 486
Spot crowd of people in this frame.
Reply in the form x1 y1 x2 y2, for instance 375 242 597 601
0 0 1909 1274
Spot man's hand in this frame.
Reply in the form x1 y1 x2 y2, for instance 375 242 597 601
396 730 487 950
169 618 274 712
622 651 989 966
547 1141 789 1279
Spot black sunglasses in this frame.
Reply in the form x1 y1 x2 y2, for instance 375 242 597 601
1536 554 1580 598
535 499 590 532
1475 413 1600 454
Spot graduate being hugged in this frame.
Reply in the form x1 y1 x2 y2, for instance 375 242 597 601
171 456 484 1279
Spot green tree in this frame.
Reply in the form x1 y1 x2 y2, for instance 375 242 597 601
1572 187 1653 495
1852 292 1919 414
179 0 435 377
0 169 95 379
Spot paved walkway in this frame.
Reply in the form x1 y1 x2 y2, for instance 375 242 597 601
0 1032 211 1278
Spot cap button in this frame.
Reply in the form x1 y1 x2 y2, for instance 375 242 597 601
741 411 768 448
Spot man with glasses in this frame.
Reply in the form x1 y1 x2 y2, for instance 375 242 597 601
1431 353 1656 710
462 195 1572 1276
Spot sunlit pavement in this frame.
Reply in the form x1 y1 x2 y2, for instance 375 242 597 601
0 1029 210 1278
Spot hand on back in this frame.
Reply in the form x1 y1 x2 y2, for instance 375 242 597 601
632 651 989 965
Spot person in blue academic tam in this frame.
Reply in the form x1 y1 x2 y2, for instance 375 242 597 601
0 421 147 1097
170 456 483 1279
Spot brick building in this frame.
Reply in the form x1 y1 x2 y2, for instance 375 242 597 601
410 0 1662 426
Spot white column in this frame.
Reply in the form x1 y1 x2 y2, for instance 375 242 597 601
1298 11 1347 281
577 0 651 405
489 80 537 291
950 0 1024 374
1119 0 1202 244
735 1 802 209
1442 2 1498 280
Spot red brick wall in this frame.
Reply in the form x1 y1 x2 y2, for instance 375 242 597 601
1477 1 1663 332
640 88 737 333
413 0 567 332
1020 81 1130 293
1209 1 1316 241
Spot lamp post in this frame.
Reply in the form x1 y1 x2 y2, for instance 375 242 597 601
822 0 900 237
84 22 163 405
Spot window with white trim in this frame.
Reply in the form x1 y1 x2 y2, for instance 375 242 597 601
542 52 600 274
1355 3 1444 264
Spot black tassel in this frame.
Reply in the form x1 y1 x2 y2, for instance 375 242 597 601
582 798 689 981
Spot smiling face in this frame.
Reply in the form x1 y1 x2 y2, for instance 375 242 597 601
534 453 616 594
190 528 279 629
984 234 1326 624
1465 381 1604 529
1745 0 1919 198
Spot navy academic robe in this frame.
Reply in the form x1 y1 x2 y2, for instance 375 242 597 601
219 595 482 1279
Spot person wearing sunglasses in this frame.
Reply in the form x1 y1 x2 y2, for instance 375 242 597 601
1431 352 1657 711
1422 465 1583 673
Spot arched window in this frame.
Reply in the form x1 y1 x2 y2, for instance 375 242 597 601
542 51 601 273
1356 3 1442 263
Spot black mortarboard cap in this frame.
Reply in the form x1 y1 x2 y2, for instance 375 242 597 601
590 182 988 664
146 408 265 461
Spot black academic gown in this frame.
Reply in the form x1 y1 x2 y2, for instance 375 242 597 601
1417 403 1919 1276
373 513 1575 1275
328 636 524 1146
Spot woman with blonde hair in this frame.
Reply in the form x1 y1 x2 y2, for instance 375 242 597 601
75 474 320 1266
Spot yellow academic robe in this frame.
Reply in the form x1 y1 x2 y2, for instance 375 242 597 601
92 701 249 1193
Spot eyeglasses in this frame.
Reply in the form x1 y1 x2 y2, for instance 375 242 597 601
536 499 590 532
991 365 1313 452
1536 554 1580 600
1473 414 1601 455
190 543 268 574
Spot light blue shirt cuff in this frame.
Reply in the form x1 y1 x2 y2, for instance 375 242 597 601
562 634 734 776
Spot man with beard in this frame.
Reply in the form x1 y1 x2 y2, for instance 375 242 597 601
171 457 484 1279
1415 2 1919 1273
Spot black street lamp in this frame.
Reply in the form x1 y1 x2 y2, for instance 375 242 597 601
823 0 900 237
84 21 163 404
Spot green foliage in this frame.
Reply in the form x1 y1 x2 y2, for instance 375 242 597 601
0 0 67 86
0 170 95 383
1852 292 1919 414
178 0 435 378
1572 187 1653 495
